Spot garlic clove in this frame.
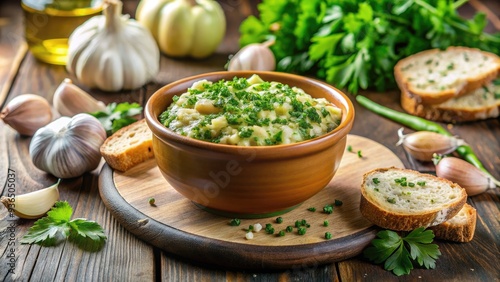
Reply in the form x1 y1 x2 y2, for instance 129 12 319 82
0 94 53 136
53 78 106 116
227 39 276 71
1 179 60 219
435 157 498 196
396 128 465 161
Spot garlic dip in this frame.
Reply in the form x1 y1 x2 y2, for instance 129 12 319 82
159 74 342 146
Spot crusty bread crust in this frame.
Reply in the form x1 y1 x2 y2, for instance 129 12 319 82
360 167 467 231
394 47 500 105
100 119 154 172
401 84 500 123
430 203 477 242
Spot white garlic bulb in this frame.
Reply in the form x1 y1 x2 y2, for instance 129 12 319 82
66 0 160 92
0 94 53 136
29 114 107 178
53 78 106 116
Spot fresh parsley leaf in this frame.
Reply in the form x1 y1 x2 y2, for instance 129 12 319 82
364 227 441 276
20 201 107 252
90 102 142 136
68 219 107 252
20 216 70 247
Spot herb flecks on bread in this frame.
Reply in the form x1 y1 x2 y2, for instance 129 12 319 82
360 167 467 231
100 119 154 172
394 47 500 105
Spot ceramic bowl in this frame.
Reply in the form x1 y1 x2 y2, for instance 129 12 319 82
145 71 355 218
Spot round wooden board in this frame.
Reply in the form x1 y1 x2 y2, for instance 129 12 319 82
99 135 404 270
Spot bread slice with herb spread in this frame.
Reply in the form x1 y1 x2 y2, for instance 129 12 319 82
429 203 477 242
401 79 500 123
360 167 467 231
394 47 500 105
100 119 154 172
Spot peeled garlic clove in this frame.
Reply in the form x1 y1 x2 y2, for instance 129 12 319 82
0 94 53 136
227 39 276 71
53 78 106 116
1 179 60 219
396 128 465 161
435 157 497 196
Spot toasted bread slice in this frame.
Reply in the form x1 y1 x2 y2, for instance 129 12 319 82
394 47 500 105
430 203 477 242
100 119 154 172
401 79 500 123
360 167 467 231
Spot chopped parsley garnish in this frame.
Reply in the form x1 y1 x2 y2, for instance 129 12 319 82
160 76 341 145
229 218 241 226
323 204 334 214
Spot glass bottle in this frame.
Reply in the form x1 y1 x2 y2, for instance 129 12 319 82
21 0 103 65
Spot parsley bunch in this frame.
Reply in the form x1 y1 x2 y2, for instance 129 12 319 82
363 227 441 276
90 102 143 136
240 0 500 94
20 201 107 252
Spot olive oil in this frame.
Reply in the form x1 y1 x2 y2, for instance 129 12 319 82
21 0 103 65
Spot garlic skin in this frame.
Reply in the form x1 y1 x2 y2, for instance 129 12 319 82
227 40 276 71
0 94 53 136
67 0 160 91
53 78 106 116
397 128 465 161
1 179 60 219
435 157 498 196
29 114 107 178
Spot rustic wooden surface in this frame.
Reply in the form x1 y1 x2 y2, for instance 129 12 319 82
0 0 499 281
99 135 404 269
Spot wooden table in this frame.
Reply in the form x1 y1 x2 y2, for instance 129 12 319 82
1 1 498 281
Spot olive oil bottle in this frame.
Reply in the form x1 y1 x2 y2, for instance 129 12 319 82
21 0 103 65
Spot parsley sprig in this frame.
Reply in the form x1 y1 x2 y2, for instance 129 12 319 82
364 227 441 276
20 201 107 252
240 0 500 94
90 102 142 136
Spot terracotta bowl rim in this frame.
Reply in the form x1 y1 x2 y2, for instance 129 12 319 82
145 71 355 153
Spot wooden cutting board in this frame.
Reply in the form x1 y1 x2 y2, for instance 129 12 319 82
99 135 404 270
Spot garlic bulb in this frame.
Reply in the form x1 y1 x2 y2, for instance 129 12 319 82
66 0 160 92
1 179 60 219
53 78 106 116
227 40 276 71
396 128 465 161
30 113 107 178
0 94 53 136
435 157 498 196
